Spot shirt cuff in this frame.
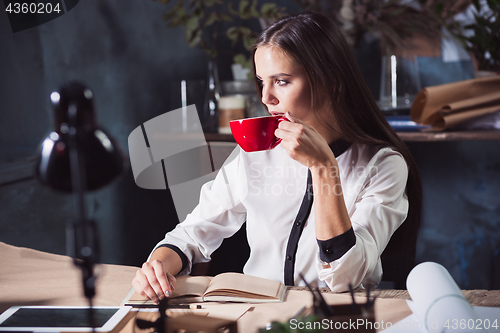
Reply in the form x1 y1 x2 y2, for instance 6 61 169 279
157 244 189 273
317 227 356 263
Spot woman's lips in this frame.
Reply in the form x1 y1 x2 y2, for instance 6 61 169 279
270 111 284 116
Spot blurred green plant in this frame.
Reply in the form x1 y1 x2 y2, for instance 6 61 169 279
293 0 486 58
151 0 285 76
293 0 445 53
353 0 443 54
446 0 500 71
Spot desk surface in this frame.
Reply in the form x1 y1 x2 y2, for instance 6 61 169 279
1 242 499 332
0 241 138 314
354 288 500 307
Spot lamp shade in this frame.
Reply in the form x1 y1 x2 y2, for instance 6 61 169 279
34 81 127 192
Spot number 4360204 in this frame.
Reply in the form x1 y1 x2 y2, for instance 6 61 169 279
5 2 62 14
444 319 498 330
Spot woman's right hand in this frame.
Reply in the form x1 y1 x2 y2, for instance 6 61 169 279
132 259 177 304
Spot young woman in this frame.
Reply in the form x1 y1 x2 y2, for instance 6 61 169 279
132 11 422 303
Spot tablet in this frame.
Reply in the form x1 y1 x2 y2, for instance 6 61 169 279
0 306 132 332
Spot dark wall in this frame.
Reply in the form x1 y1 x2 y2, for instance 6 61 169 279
0 0 275 269
409 141 500 290
0 0 210 266
0 1 499 289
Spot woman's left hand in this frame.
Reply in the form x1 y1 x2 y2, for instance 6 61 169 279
275 112 337 169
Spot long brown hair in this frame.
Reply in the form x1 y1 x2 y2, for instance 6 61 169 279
253 11 422 269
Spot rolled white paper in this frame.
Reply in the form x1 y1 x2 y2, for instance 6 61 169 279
406 262 477 332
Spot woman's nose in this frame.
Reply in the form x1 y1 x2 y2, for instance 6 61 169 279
261 86 278 105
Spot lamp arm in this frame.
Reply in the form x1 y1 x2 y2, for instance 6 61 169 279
35 82 126 330
66 102 99 330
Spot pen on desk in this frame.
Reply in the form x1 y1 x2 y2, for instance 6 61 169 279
167 304 203 309
126 303 159 308
127 303 203 309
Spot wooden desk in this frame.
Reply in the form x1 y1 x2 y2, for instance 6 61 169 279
1 242 499 332
0 241 138 315
351 288 500 307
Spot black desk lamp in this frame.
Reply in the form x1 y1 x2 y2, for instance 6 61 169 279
34 81 127 326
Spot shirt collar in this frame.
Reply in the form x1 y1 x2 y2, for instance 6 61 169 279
329 139 352 158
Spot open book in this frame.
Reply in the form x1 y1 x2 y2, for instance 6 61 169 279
123 272 287 305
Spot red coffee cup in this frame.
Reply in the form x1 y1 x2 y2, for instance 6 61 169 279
230 116 288 152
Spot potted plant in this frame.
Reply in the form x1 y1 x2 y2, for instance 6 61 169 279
151 0 285 79
446 0 500 75
293 0 445 54
150 0 285 132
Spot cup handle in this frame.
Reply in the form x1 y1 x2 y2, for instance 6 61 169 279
272 116 290 148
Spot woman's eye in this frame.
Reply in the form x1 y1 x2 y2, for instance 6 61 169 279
276 79 288 86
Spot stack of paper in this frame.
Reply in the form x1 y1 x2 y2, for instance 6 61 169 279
411 76 500 131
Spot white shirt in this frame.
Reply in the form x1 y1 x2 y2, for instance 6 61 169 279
152 142 409 291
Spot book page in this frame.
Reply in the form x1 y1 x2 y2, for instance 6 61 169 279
204 272 282 299
171 275 213 298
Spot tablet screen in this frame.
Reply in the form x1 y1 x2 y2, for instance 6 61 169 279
0 306 131 332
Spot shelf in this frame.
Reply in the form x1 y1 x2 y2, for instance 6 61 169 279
205 131 500 143
396 130 500 142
